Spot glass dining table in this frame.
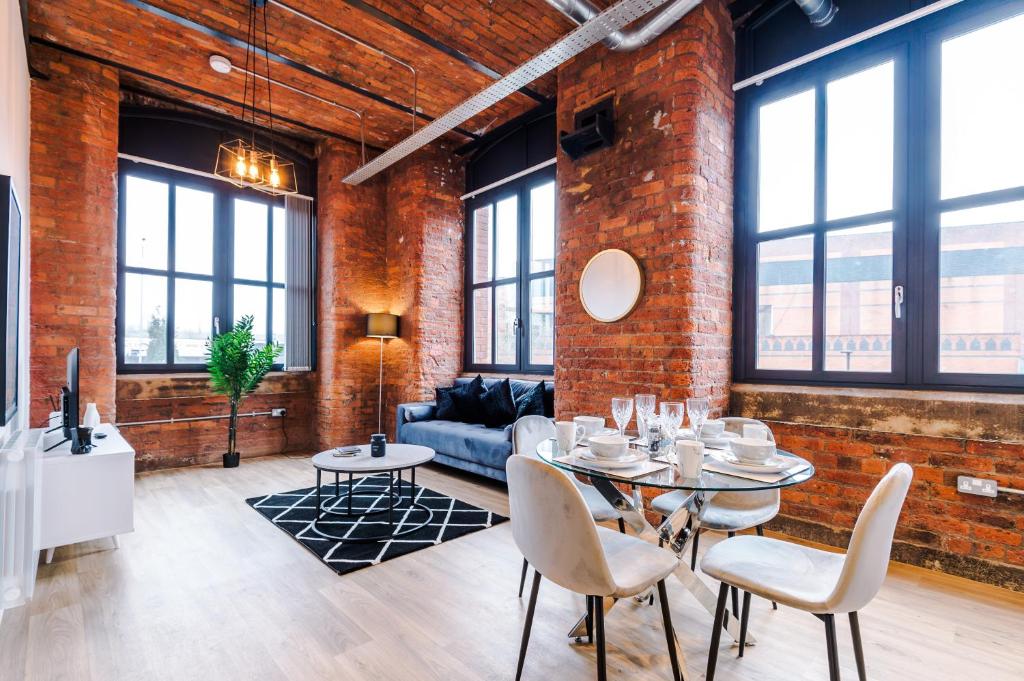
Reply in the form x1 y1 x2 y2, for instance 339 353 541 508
535 437 815 666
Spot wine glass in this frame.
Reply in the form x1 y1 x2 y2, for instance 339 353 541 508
635 394 656 443
611 397 634 437
660 402 684 458
686 397 710 440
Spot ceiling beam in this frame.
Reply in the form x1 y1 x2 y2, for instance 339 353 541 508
340 0 551 104
120 0 479 139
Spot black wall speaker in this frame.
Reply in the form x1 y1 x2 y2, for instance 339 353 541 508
559 97 615 161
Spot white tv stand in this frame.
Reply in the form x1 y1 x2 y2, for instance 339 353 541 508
37 422 136 563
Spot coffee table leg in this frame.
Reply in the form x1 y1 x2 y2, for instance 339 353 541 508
335 472 340 497
411 468 417 502
397 469 404 507
388 471 394 532
348 472 354 515
315 469 322 523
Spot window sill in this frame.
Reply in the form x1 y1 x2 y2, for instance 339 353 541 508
731 382 1024 441
116 371 314 399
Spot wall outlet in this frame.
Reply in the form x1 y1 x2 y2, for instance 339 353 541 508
957 475 998 498
271 408 287 418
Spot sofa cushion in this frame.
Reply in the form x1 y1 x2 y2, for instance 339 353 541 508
402 403 436 423
480 378 517 427
516 380 546 418
544 381 555 417
400 420 512 470
435 386 459 420
450 375 486 423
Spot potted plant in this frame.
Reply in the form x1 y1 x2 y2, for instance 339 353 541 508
205 315 282 468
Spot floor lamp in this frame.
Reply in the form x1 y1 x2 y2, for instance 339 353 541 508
366 313 399 436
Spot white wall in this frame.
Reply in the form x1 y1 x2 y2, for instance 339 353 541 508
0 0 31 438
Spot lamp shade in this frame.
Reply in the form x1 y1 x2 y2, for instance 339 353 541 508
366 313 399 338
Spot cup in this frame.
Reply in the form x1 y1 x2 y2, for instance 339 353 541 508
701 419 726 438
676 439 704 478
370 433 387 458
573 415 605 437
742 423 772 441
556 421 583 453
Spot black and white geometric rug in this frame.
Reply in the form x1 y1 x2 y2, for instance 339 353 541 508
246 474 507 575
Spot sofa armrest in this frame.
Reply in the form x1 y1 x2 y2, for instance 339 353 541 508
396 401 437 441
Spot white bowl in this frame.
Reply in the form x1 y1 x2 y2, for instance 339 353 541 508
587 435 630 459
729 437 776 464
701 419 726 437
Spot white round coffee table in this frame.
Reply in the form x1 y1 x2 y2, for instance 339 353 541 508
310 444 435 543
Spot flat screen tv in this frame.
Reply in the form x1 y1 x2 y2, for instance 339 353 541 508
62 347 81 451
0 174 21 426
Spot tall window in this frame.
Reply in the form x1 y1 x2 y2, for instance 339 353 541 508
465 167 555 373
118 164 292 372
736 2 1024 390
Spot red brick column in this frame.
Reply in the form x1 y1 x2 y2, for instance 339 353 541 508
383 146 465 437
315 140 388 447
29 46 119 425
554 0 735 422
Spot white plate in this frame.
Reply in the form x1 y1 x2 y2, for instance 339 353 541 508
581 428 629 445
700 431 739 449
708 449 791 473
577 449 648 469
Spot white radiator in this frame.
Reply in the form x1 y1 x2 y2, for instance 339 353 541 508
1 428 41 612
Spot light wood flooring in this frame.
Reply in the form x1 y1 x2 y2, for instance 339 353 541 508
2 454 1022 681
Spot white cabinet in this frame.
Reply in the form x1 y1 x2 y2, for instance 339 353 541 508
35 423 135 561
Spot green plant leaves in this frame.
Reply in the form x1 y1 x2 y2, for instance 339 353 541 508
205 315 283 405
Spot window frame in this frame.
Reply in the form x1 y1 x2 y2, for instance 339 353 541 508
734 0 1024 393
463 165 556 374
116 161 291 374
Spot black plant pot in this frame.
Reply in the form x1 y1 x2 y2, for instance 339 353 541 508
223 452 240 468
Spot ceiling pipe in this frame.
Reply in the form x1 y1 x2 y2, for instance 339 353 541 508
794 0 838 27
545 0 702 51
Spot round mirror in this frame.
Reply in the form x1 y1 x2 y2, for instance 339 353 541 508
579 249 643 322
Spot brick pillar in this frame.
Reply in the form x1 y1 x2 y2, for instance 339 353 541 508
315 140 388 447
554 0 735 421
383 146 465 437
29 46 119 424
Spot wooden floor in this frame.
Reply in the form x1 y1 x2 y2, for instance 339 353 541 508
2 454 1022 681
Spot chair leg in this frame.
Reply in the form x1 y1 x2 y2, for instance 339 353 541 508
690 529 700 571
516 571 542 681
822 613 841 681
595 595 607 681
726 532 739 615
519 558 529 598
656 580 683 681
617 517 626 534
754 525 778 609
738 591 751 658
586 595 594 644
706 582 730 681
849 612 867 681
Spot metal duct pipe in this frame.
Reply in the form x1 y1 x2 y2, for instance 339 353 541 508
794 0 838 27
545 0 702 51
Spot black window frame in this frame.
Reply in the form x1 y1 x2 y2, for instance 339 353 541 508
463 165 556 374
734 0 1024 393
116 160 290 374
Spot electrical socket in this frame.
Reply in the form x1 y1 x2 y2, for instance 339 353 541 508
271 408 287 418
957 475 997 498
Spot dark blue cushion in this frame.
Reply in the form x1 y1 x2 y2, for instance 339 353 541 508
480 378 517 427
516 380 546 418
400 420 512 470
450 375 486 423
435 386 459 420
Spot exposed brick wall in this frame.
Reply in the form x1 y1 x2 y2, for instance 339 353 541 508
315 139 389 447
553 0 735 422
116 373 316 470
733 385 1024 591
382 146 465 438
29 45 119 425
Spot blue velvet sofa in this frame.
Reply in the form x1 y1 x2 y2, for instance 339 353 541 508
395 377 553 482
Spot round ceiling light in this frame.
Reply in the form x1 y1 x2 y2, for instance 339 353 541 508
209 54 232 74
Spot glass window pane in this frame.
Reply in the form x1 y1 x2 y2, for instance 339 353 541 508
472 205 492 284
272 287 286 356
472 288 492 364
123 273 167 364
529 277 554 365
234 198 268 281
175 186 214 275
174 278 212 364
827 61 894 220
825 223 893 372
233 284 268 343
758 89 815 232
495 283 517 365
941 13 1024 199
939 200 1024 374
529 181 555 273
273 206 286 283
756 234 814 370
124 176 168 269
495 195 518 279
